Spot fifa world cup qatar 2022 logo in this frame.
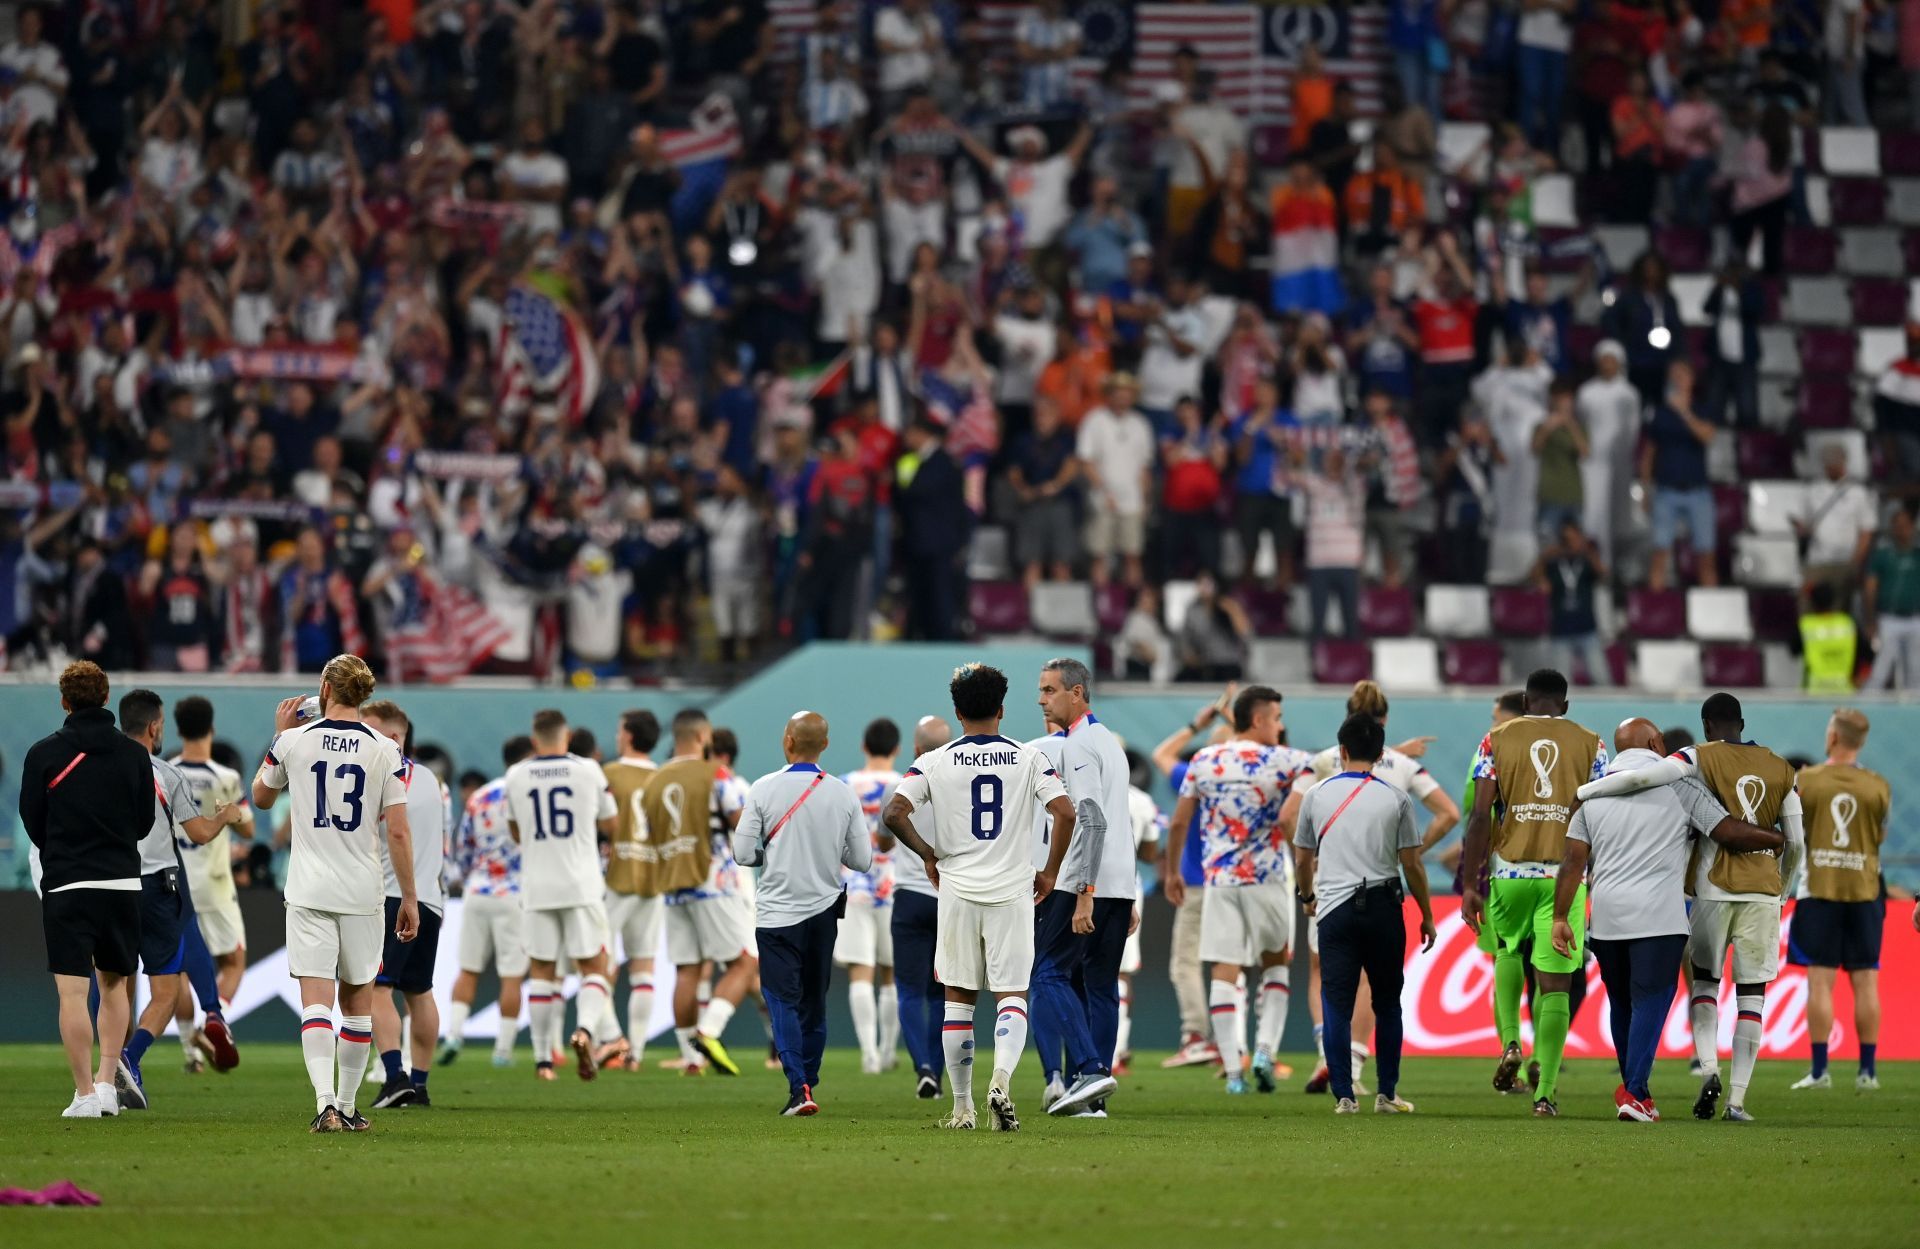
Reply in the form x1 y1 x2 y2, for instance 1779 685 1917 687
1829 792 1857 848
1735 774 1767 824
1528 739 1559 798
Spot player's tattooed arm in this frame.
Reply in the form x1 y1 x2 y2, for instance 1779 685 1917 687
883 793 939 888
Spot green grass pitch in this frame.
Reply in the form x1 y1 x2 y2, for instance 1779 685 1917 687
1 1045 1915 1248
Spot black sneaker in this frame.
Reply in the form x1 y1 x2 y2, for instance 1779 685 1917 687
410 1086 432 1108
340 1110 373 1132
308 1106 346 1134
915 1073 941 1100
372 1076 416 1109
1531 1098 1559 1118
781 1085 819 1116
1693 1072 1722 1121
1492 1043 1524 1093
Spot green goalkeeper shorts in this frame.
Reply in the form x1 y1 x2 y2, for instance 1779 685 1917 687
1488 877 1585 975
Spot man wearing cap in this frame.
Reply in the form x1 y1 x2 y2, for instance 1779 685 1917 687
1076 374 1154 589
953 122 1092 257
1577 339 1639 566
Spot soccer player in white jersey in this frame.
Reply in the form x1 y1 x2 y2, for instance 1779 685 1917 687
362 701 451 1111
438 735 534 1067
505 708 620 1082
1164 685 1316 1096
838 717 903 1074
253 655 417 1134
167 695 251 1074
1284 680 1458 1094
1117 769 1165 1073
886 663 1076 1132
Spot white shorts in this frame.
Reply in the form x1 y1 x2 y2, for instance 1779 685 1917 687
525 901 609 964
935 896 1034 993
196 897 246 957
458 893 530 978
666 896 755 966
286 905 382 985
1687 898 1782 984
1200 883 1294 967
606 891 664 965
834 894 895 967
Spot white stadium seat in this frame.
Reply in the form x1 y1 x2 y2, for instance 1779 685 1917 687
1763 643 1802 689
1671 275 1714 326
1890 179 1920 227
1594 225 1651 273
1819 127 1882 177
967 526 1012 580
1531 174 1578 228
1802 429 1870 479
1758 326 1800 378
1636 641 1703 689
1804 176 1832 227
1438 122 1491 180
1746 481 1806 535
1839 228 1904 276
1029 582 1097 636
1162 579 1198 636
1249 639 1312 687
1734 534 1803 589
1859 328 1906 377
1686 587 1754 643
1424 585 1491 638
1785 278 1852 326
1373 638 1441 692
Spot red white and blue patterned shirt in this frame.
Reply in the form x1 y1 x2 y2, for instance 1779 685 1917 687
1179 740 1316 887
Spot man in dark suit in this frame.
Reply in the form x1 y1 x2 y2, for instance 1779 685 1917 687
897 417 969 640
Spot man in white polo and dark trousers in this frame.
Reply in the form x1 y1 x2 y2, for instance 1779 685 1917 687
734 711 872 1118
1293 712 1438 1117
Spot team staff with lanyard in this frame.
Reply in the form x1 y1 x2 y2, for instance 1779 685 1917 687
1293 713 1437 1116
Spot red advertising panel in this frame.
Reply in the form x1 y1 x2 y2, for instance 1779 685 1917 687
1400 899 1917 1059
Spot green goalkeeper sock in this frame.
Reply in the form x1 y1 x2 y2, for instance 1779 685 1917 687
1533 990 1571 1101
1493 950 1525 1047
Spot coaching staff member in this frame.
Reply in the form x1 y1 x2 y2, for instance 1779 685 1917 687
1292 712 1437 1117
20 661 157 1119
734 710 872 1117
890 714 952 1099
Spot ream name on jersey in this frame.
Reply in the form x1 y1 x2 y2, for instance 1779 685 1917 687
261 719 407 916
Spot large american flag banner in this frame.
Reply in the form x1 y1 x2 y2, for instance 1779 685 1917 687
497 284 602 425
383 578 517 685
970 1 1387 127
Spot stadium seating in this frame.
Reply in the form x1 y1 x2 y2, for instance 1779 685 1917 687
1489 587 1550 637
1686 587 1754 643
970 582 1029 635
1701 644 1765 687
1637 640 1705 687
1443 639 1505 685
1030 582 1097 637
1358 586 1415 637
1425 585 1492 638
1374 639 1442 691
1312 640 1374 684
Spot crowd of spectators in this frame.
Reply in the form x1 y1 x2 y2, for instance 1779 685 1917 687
1 0 1917 688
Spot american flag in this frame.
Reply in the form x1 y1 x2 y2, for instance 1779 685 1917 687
497 285 602 425
659 94 743 169
970 2 1388 127
767 0 819 62
384 580 517 685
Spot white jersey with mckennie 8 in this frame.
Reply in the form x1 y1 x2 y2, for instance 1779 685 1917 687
894 733 1067 906
260 718 408 916
505 753 617 910
381 760 451 913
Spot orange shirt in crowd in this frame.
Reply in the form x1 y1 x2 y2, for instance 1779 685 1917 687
1291 72 1334 152
1034 343 1111 427
1611 97 1666 159
1720 0 1770 50
1342 168 1426 234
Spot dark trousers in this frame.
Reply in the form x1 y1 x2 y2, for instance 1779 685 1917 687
757 902 841 1095
906 557 960 641
1591 934 1685 1100
1318 884 1407 1103
1032 893 1131 1081
1308 567 1360 640
889 890 942 1078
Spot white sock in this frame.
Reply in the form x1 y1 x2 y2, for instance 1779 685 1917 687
627 983 653 1058
180 1025 198 1058
992 997 1028 1085
493 1010 518 1060
1256 967 1290 1057
445 1000 471 1047
1235 975 1250 1055
1730 994 1764 1107
578 974 614 1044
849 980 878 1062
943 1002 976 1107
697 995 736 1040
300 1005 336 1114
675 1026 699 1065
527 979 558 1067
1115 980 1133 1065
335 1015 373 1116
1210 981 1243 1076
1351 1041 1370 1086
877 982 899 1063
1690 979 1722 1075
1314 1021 1325 1066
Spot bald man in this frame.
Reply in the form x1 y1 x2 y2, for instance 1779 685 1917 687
891 716 953 1097
1552 718 1783 1121
734 712 872 1116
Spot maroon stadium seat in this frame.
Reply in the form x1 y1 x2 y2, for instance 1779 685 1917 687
1828 178 1888 226
1852 278 1909 326
1798 329 1856 375
1749 590 1799 641
1311 640 1373 684
1798 377 1858 429
1783 227 1838 275
1627 589 1687 639
1883 130 1920 176
1443 640 1504 685
1603 642 1632 686
1358 585 1415 637
1534 228 1587 273
1800 127 1823 172
1713 485 1747 538
1239 585 1290 636
1700 644 1765 688
1566 324 1602 369
1489 587 1549 637
1652 226 1711 273
1094 584 1131 635
1252 124 1290 167
1736 430 1797 479
969 581 1029 634
1905 230 1920 274
1681 326 1712 366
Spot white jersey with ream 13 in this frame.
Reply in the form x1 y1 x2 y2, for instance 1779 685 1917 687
382 760 451 913
505 753 617 909
894 734 1068 905
259 719 409 915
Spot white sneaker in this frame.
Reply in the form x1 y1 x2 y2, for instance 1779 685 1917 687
1334 1097 1360 1115
1042 1075 1066 1111
1790 1072 1832 1090
860 1052 880 1076
940 1105 978 1130
62 1092 101 1119
1375 1094 1415 1114
93 1082 120 1116
1857 1072 1881 1091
